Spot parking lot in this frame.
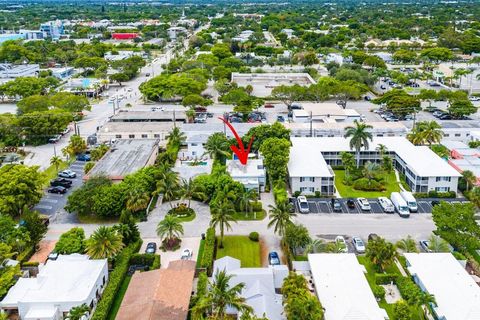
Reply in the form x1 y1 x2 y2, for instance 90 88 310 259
295 197 469 215
34 161 86 221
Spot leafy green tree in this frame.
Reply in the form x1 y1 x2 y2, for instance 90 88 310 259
244 122 290 152
462 170 476 192
63 134 87 157
344 120 373 168
166 127 186 148
393 49 417 63
340 151 356 178
21 210 47 246
211 43 233 59
180 178 206 208
65 304 90 320
66 175 112 216
259 138 291 182
90 144 109 161
182 94 211 108
156 215 184 248
210 199 237 248
393 300 412 320
282 272 324 320
0 164 45 216
396 235 418 253
109 72 130 86
125 189 150 214
237 188 258 216
427 234 450 253
268 202 296 236
407 121 443 146
448 99 477 118
156 170 180 208
203 132 230 160
54 227 86 254
86 226 124 259
271 85 306 108
17 95 50 115
116 210 140 245
139 73 207 101
49 92 90 112
283 224 311 255
420 47 454 63
18 109 72 145
366 236 397 271
0 243 21 298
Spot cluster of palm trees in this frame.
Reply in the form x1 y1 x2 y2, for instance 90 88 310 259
396 234 450 253
407 121 443 146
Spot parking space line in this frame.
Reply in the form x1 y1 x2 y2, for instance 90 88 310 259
35 205 52 210
41 199 58 204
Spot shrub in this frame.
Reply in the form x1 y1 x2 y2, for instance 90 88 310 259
353 178 385 191
200 227 216 275
375 273 398 285
249 232 259 242
84 161 95 174
396 277 423 304
160 237 181 251
16 246 35 263
372 285 386 299
151 254 161 269
167 203 195 218
250 201 263 212
21 261 39 267
452 251 467 260
273 181 288 205
91 240 142 320
54 227 86 254
129 253 156 266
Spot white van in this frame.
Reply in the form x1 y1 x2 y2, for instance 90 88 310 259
400 191 418 212
390 192 410 218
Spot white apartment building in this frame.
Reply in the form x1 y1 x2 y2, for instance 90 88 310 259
226 159 266 193
284 121 408 138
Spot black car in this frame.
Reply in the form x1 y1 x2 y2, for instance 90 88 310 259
277 115 285 123
145 242 157 254
346 199 356 209
439 114 452 120
47 186 67 194
431 200 440 207
50 178 72 188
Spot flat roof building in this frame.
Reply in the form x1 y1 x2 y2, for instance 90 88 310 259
284 121 408 137
226 159 266 192
291 102 361 123
97 122 176 144
308 253 389 320
85 139 158 181
0 63 39 78
405 253 480 320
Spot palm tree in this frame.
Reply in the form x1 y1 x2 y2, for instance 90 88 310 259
376 144 388 157
179 178 206 208
166 127 186 147
340 151 355 178
191 270 252 319
427 234 450 252
414 291 436 320
396 235 418 253
203 132 230 160
420 121 443 146
156 215 184 247
268 202 296 236
344 120 373 168
305 239 326 254
237 188 258 216
156 170 179 208
86 226 124 259
462 170 476 192
363 161 380 183
65 304 90 320
210 199 237 248
126 190 150 213
50 155 62 173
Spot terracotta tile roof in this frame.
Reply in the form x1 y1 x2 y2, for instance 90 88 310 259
116 260 196 320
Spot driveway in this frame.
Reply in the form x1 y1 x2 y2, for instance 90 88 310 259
141 237 201 269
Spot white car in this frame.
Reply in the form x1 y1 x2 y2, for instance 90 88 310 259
357 197 371 211
297 196 310 213
181 248 193 260
352 237 366 253
469 96 480 101
335 236 348 253
378 197 395 213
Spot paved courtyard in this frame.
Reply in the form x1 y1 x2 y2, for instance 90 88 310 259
141 237 201 269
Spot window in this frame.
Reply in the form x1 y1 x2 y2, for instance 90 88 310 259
300 177 315 182
115 134 122 139
128 134 135 138
435 177 451 182
455 134 461 137
154 134 160 138
444 134 449 137
141 134 148 138
435 187 450 192
191 143 198 146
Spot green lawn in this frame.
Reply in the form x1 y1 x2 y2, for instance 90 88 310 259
106 275 132 320
42 160 70 188
232 210 266 221
216 236 261 267
77 214 118 224
334 170 400 198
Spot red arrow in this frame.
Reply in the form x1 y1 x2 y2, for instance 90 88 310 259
219 117 254 165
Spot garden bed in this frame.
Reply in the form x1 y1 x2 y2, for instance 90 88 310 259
167 203 196 222
334 170 400 198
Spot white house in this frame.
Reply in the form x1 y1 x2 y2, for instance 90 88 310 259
404 253 480 320
288 137 461 195
213 256 288 320
0 63 40 78
1 254 108 320
308 254 389 320
226 159 266 192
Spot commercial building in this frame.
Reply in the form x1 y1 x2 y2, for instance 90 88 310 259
62 78 105 97
0 33 25 44
213 256 288 320
111 33 139 40
104 50 146 61
308 254 389 320
0 254 108 320
19 30 45 40
288 137 460 195
50 67 75 80
85 139 158 182
167 27 188 40
284 121 408 138
226 159 266 192
291 102 361 123
117 260 195 320
40 20 64 40
443 140 480 185
0 63 40 78
404 253 480 320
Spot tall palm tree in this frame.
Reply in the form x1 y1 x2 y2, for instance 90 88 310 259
156 215 184 246
156 170 179 208
396 235 418 253
363 161 380 183
237 188 258 216
126 190 150 213
179 178 206 208
65 304 90 320
166 127 186 147
462 170 476 192
427 234 450 252
420 121 443 146
210 199 237 248
268 202 296 237
203 132 230 160
86 226 124 259
376 144 388 157
415 291 436 320
191 270 252 319
344 120 373 168
50 156 62 173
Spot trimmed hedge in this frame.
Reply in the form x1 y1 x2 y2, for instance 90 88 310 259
21 261 39 267
372 285 386 299
16 246 35 263
151 255 161 270
129 253 157 267
414 191 456 198
91 240 142 320
200 227 216 275
396 276 423 304
249 232 259 242
374 273 398 285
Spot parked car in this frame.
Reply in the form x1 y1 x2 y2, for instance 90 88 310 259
62 127 71 135
181 248 193 260
290 104 303 110
439 114 452 120
335 236 348 253
431 200 440 207
400 191 418 212
380 85 386 90
264 103 275 108
378 197 395 213
145 73 150 77
391 192 410 218
346 199 356 209
76 154 91 161
276 115 285 122
50 178 72 188
352 237 366 253
268 251 280 265
469 96 480 102
145 242 157 254
419 240 432 253
58 170 76 178
48 135 62 143
297 196 310 213
357 197 371 210
332 199 342 212
47 186 67 194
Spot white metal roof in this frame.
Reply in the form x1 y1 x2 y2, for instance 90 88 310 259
308 254 388 320
288 139 333 177
226 159 265 179
290 137 461 178
405 253 480 320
